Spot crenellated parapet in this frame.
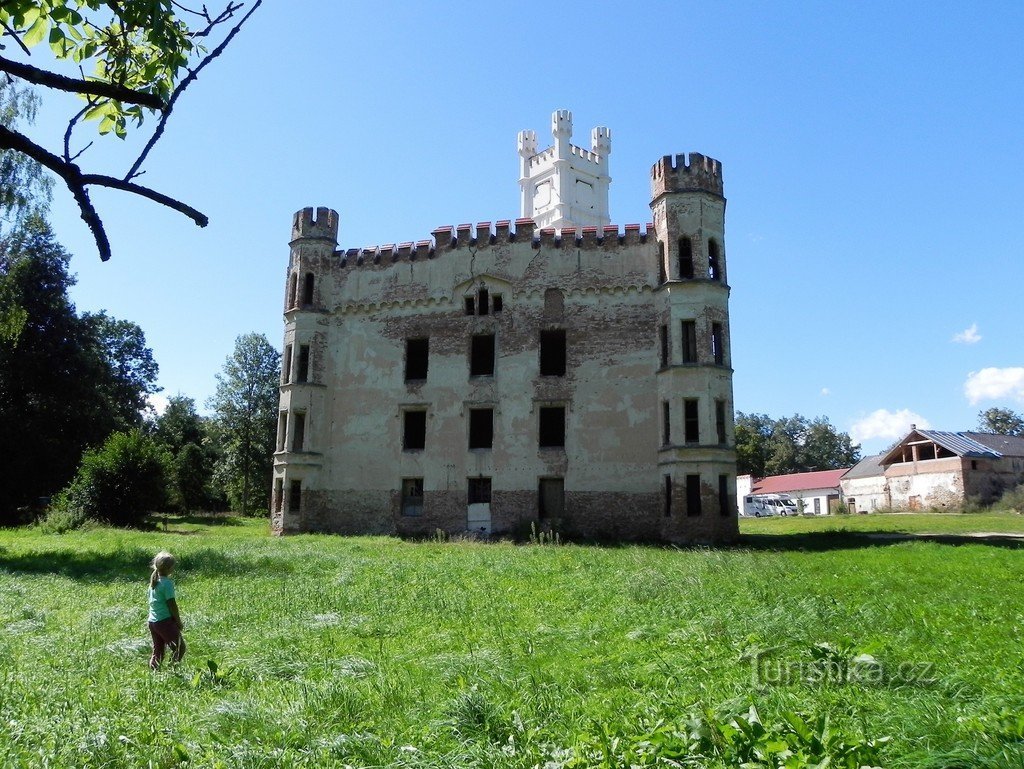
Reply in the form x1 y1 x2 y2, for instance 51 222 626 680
650 153 724 199
292 207 340 243
328 219 655 268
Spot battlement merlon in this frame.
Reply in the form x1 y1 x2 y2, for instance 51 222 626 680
551 109 573 139
650 153 724 199
291 207 340 243
517 129 538 158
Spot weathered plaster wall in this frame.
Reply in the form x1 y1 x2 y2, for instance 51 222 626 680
273 152 737 544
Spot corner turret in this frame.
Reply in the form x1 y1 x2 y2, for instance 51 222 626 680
650 153 723 199
291 207 340 243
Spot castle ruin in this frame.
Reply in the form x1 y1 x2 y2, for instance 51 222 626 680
272 111 738 543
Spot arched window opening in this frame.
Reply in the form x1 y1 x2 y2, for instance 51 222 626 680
708 240 721 281
679 237 694 279
658 241 666 283
287 273 297 309
302 272 315 305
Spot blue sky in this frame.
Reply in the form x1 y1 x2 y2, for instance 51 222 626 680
25 0 1024 456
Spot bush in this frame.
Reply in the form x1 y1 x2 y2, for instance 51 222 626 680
999 483 1024 513
833 501 851 515
47 430 169 529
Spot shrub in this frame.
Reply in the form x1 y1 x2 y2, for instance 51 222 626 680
999 483 1024 514
47 430 169 529
833 501 851 515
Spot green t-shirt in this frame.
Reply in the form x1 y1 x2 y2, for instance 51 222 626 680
148 576 176 623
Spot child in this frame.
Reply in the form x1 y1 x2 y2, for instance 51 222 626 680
147 551 186 669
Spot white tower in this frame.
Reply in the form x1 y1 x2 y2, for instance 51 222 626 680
518 110 611 230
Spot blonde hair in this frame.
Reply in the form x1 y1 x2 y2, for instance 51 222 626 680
150 551 176 589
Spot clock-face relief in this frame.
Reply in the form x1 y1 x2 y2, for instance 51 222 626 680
575 179 595 211
533 181 551 209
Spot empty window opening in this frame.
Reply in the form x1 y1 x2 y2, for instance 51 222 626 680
283 344 293 384
686 474 702 516
287 273 297 308
659 324 669 368
289 480 302 513
405 338 429 381
540 329 567 376
539 406 566 448
664 475 672 517
492 294 503 313
277 412 287 452
682 321 697 364
302 272 315 305
684 399 699 443
274 478 283 513
712 323 725 365
464 296 475 315
538 477 564 519
814 498 821 515
708 240 721 281
718 475 729 516
662 401 671 445
470 334 495 377
292 412 306 452
543 288 564 318
401 477 424 516
469 408 494 449
716 400 727 445
297 344 310 383
468 477 491 504
403 410 426 450
478 287 490 316
658 241 667 283
971 459 978 470
679 237 694 279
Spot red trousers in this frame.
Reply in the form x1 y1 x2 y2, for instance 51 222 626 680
148 618 186 668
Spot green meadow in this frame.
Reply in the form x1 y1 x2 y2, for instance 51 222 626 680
2 513 1023 768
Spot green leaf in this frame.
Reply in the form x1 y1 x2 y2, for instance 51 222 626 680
23 16 48 47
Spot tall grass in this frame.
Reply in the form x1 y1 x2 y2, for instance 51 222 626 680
1 515 1022 767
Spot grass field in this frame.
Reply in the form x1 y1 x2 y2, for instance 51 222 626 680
2 512 1023 767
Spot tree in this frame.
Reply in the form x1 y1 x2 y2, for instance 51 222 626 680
83 310 159 426
150 394 220 511
0 1 261 260
0 80 51 238
978 407 1024 437
0 216 160 519
49 429 169 528
735 412 861 477
207 333 279 515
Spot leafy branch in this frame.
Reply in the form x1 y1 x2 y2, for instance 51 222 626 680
0 1 261 260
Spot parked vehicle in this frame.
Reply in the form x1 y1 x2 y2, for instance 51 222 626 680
742 494 798 517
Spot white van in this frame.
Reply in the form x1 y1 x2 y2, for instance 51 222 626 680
743 494 798 517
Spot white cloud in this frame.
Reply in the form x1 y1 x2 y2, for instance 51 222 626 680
964 367 1024 404
952 323 981 344
850 409 930 444
820 387 831 396
145 393 170 417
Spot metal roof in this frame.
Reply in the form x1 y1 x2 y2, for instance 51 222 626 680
917 430 1002 458
751 469 848 494
881 430 1001 465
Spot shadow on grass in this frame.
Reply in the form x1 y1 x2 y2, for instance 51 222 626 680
0 545 295 582
739 530 1024 552
143 513 248 530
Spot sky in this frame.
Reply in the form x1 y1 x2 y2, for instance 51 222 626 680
22 0 1024 457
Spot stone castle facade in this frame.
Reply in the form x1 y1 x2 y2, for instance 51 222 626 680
271 111 738 543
